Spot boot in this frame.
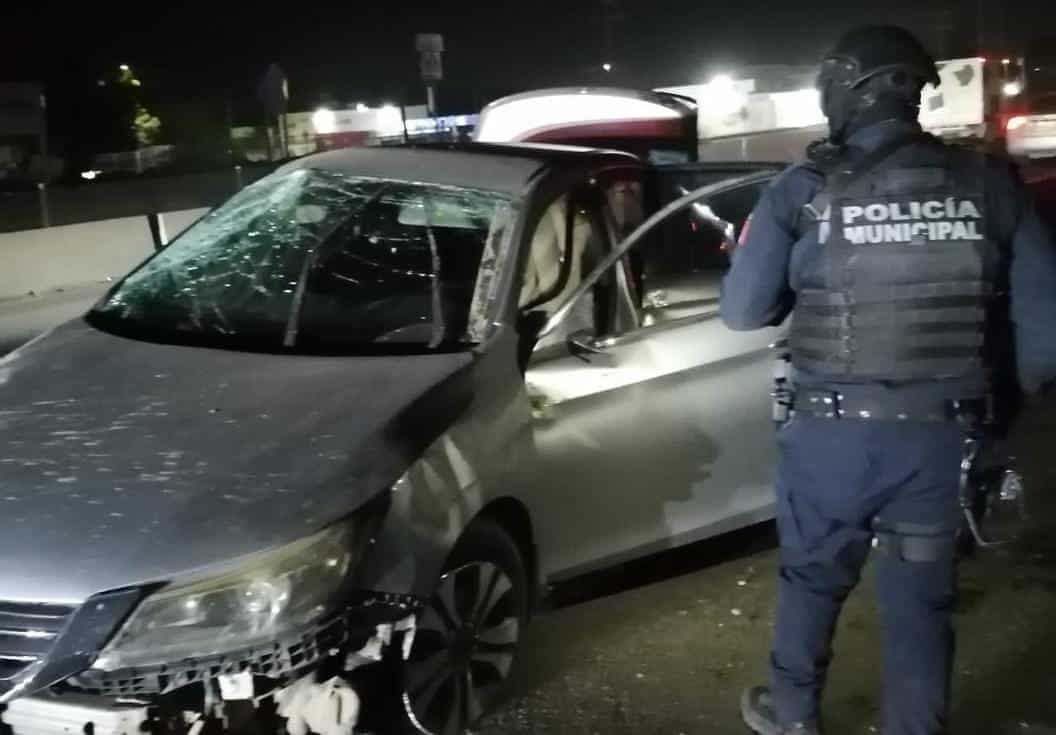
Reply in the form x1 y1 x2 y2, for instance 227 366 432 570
741 686 822 735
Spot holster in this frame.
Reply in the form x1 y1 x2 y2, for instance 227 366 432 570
771 340 793 426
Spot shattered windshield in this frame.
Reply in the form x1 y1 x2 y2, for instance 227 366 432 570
90 169 513 353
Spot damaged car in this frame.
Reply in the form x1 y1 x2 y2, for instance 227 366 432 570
0 142 783 734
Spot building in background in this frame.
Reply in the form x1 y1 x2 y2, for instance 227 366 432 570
659 57 1008 144
230 104 478 161
0 82 54 185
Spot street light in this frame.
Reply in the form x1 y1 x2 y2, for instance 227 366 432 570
311 107 337 134
602 62 613 72
378 105 404 136
704 74 744 118
119 64 130 72
1002 81 1023 97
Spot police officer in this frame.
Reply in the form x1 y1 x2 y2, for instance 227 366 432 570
722 25 1056 735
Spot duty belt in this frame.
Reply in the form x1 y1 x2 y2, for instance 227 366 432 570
796 388 991 424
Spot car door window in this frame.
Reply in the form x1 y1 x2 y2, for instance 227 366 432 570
519 195 603 315
706 182 768 239
634 179 769 327
519 196 569 310
521 194 612 350
535 175 775 350
606 179 645 239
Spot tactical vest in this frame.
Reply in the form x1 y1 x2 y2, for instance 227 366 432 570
790 139 999 386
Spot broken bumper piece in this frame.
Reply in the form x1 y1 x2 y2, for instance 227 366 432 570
1 693 149 735
68 595 419 698
1 600 419 735
70 611 352 698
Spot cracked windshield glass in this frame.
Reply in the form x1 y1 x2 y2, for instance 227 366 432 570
91 169 512 352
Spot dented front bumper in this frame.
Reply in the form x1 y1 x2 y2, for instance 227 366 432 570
1 595 423 735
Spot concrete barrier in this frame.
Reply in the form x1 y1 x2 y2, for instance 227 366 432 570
0 207 209 302
157 207 211 246
0 165 274 234
698 125 825 164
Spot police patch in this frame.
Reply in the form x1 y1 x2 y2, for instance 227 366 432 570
839 197 985 245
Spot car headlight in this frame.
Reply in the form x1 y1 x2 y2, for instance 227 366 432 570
92 519 363 671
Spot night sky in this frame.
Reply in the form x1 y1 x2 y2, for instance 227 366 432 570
3 1 1054 129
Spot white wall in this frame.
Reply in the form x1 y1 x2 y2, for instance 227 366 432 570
158 207 210 244
660 56 982 143
697 126 826 163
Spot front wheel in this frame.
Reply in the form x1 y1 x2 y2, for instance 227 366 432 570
402 519 527 735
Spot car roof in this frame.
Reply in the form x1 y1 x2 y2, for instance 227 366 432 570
480 86 698 113
280 142 643 195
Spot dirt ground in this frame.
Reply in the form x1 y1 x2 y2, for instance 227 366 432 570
480 398 1056 735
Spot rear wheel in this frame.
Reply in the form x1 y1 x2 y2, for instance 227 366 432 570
402 520 527 735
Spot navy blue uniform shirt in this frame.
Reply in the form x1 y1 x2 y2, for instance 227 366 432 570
721 119 1056 394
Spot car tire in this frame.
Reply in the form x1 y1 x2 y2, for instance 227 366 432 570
400 518 528 735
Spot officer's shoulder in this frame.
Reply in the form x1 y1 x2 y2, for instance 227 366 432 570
980 152 1025 186
747 164 823 226
980 152 1029 203
940 141 1020 184
767 162 824 195
932 141 1026 205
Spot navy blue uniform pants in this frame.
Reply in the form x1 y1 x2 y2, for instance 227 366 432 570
770 417 963 735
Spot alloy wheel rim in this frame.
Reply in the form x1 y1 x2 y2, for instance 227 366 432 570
404 561 520 735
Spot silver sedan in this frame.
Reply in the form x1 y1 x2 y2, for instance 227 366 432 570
0 144 781 735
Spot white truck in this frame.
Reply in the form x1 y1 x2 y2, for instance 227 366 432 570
919 57 990 140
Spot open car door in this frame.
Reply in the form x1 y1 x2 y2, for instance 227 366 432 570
523 170 787 581
650 161 786 237
633 161 785 322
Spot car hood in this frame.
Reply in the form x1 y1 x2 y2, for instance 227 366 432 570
0 320 476 604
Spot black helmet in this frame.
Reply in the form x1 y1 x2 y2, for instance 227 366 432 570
817 26 939 142
819 25 940 90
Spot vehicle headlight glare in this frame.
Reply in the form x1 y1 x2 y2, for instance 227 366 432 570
93 520 358 671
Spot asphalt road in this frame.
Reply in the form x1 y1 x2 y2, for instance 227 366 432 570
479 400 1056 735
